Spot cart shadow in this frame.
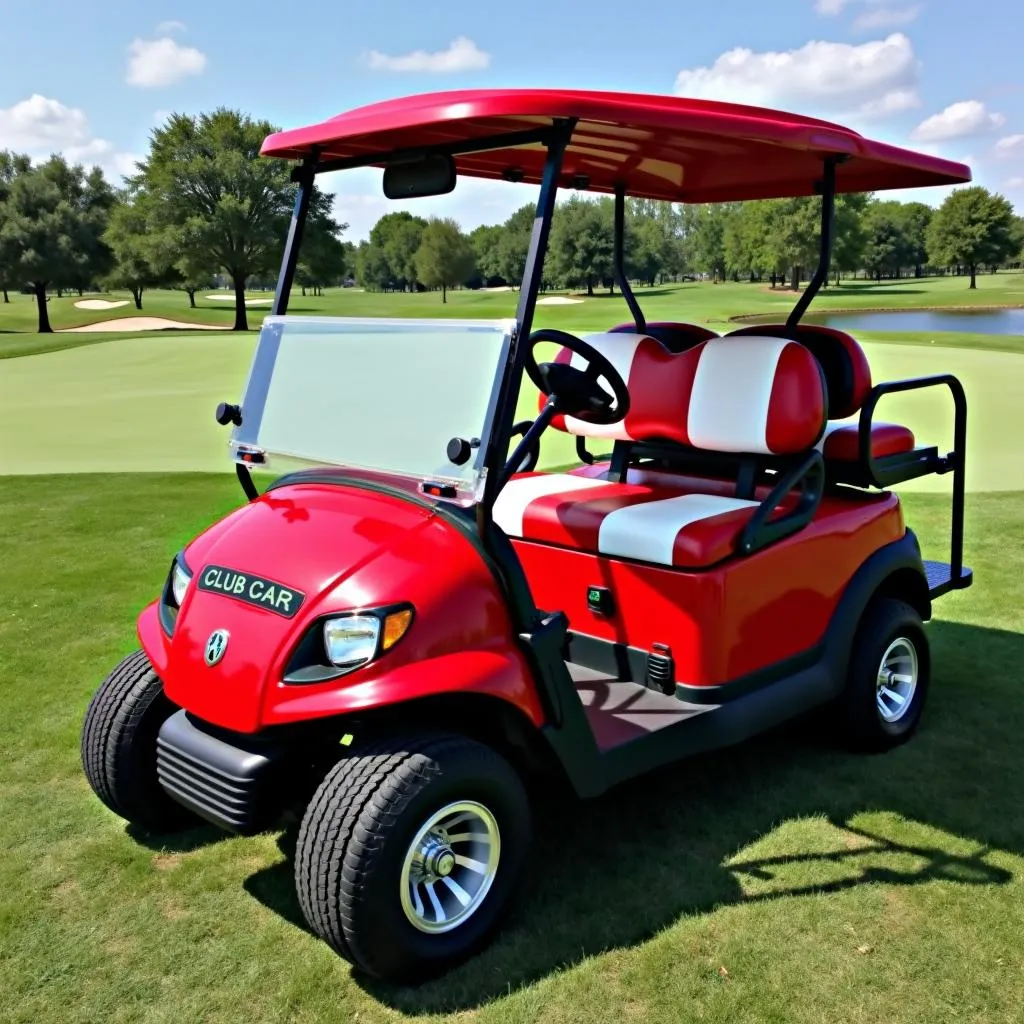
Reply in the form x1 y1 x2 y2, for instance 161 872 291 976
242 618 1021 1012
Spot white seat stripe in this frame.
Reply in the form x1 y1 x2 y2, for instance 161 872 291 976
492 474 612 538
597 494 759 566
687 337 788 454
562 333 646 440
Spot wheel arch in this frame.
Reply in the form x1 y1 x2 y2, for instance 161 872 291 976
341 691 564 790
824 529 930 692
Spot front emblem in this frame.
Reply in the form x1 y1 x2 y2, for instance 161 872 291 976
204 629 230 667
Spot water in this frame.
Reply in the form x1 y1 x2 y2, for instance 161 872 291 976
805 308 1024 335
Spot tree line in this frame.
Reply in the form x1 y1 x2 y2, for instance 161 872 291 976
359 188 1024 299
3 105 1023 333
0 109 351 333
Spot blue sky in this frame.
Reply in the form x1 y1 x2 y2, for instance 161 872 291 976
1 0 1022 239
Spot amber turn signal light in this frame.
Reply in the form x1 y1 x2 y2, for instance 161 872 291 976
382 608 413 650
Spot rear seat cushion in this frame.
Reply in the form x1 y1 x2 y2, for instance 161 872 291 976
547 333 826 455
817 422 915 462
726 324 871 419
493 472 765 568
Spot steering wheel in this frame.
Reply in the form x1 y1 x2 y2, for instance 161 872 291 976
525 329 630 425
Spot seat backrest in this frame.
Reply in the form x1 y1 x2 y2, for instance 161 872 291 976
545 333 826 456
725 324 871 419
609 320 719 352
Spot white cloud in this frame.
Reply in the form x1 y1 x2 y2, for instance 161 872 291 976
673 33 920 119
1006 176 1024 188
815 0 921 29
994 134 1024 159
156 20 187 33
0 94 91 150
126 36 206 87
854 4 922 30
0 94 138 181
367 36 490 73
911 100 1006 143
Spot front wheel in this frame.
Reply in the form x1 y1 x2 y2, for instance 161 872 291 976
294 733 530 982
81 649 195 833
836 597 931 752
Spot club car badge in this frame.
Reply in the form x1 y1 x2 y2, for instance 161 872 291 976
204 629 230 667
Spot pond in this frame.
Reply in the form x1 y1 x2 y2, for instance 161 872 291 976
804 308 1024 335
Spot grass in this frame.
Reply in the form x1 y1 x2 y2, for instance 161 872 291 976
1 473 1022 1023
2 271 1023 1021
2 332 1022 493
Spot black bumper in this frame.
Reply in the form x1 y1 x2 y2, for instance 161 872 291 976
156 710 289 834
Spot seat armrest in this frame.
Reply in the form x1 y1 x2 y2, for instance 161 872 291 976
738 450 824 556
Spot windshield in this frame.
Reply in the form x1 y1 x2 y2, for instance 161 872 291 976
229 316 515 504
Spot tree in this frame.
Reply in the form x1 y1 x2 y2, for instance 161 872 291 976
103 196 165 309
927 186 1017 288
548 196 612 295
762 198 819 290
413 218 475 303
895 201 932 277
494 204 536 286
296 212 351 296
0 155 114 332
831 193 869 284
131 109 338 330
469 224 504 284
370 211 427 292
0 152 31 302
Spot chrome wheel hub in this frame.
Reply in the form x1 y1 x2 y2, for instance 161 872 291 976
399 800 500 934
876 637 918 723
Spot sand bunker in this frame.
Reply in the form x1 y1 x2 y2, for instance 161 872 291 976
537 296 584 305
206 295 274 305
61 317 232 333
74 299 130 310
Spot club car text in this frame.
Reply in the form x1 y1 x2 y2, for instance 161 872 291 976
198 565 305 618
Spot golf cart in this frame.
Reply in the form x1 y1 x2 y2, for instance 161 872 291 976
82 89 973 982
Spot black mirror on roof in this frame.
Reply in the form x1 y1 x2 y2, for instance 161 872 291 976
382 154 456 199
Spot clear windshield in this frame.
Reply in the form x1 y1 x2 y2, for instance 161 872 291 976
230 316 516 505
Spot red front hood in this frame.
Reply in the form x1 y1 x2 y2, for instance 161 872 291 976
151 481 508 732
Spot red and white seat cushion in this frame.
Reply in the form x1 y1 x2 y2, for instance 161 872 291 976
497 332 824 568
816 421 915 462
493 473 761 568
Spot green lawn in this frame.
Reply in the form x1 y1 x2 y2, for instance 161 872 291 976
2 274 1023 1022
0 474 1022 1023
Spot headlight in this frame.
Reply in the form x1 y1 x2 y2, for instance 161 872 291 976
171 561 192 607
320 607 415 673
323 615 381 669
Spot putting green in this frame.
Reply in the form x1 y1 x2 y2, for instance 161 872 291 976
1 334 1021 492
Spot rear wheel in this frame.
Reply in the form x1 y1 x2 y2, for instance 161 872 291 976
294 733 530 982
837 598 930 752
81 649 194 833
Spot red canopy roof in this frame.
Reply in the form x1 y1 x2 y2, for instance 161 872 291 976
260 89 971 203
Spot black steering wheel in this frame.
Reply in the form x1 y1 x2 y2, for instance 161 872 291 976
525 329 630 425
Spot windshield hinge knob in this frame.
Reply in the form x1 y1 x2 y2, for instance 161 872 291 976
216 402 242 427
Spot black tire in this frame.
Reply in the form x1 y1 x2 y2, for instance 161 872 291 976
295 733 531 983
81 649 194 833
837 597 930 752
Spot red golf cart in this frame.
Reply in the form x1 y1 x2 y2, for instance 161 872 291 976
82 89 973 982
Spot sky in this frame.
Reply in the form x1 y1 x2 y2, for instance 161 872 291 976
1 0 1022 240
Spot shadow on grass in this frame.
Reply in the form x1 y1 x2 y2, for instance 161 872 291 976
126 820 232 854
242 618 1021 1012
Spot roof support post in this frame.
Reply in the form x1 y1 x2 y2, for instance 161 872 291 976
787 155 841 329
271 155 317 317
614 185 645 332
479 119 575 516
